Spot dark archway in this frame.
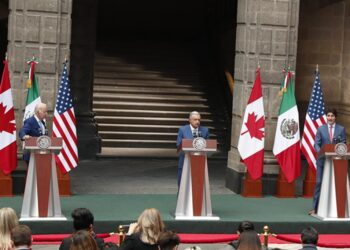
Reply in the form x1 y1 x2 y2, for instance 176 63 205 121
70 0 237 158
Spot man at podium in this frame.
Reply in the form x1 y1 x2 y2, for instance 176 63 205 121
19 102 48 164
176 111 209 186
310 108 346 215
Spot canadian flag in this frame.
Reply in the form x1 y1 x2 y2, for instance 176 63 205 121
0 59 17 175
237 68 265 180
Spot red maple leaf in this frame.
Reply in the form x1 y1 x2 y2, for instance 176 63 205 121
0 103 16 134
241 112 264 140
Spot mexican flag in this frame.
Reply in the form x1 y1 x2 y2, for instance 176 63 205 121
273 71 301 183
237 68 265 180
0 59 17 174
23 60 41 121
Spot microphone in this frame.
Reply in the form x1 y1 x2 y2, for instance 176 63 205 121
193 129 199 138
198 131 202 138
333 136 341 144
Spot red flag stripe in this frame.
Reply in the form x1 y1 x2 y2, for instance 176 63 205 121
53 117 78 164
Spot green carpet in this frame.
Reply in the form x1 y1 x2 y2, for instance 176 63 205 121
0 194 348 234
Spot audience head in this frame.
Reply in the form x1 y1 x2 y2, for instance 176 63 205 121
237 221 255 234
237 230 262 250
11 225 32 249
136 208 165 244
158 231 180 250
0 207 19 250
301 226 318 246
71 208 94 231
70 230 98 250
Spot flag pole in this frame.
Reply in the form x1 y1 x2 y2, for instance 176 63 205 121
302 64 320 197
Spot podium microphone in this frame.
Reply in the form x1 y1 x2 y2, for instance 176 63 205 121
333 136 341 144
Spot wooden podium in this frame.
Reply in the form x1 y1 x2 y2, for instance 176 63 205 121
20 136 66 221
314 143 350 221
175 138 219 220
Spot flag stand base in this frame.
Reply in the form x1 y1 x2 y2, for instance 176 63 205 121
303 167 316 198
241 173 263 197
57 168 71 196
275 171 295 198
0 171 13 197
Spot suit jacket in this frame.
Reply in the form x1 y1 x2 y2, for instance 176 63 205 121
314 123 346 153
176 124 209 169
59 234 104 250
19 116 46 163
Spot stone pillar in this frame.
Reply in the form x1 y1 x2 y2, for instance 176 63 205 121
70 0 101 159
226 0 300 194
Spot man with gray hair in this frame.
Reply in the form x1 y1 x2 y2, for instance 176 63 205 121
176 111 209 186
19 102 48 163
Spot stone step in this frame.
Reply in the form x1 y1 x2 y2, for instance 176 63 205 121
93 109 211 118
94 116 215 126
94 71 198 81
93 101 210 112
97 123 219 133
100 139 226 149
101 139 175 148
93 85 205 96
94 64 199 76
93 93 207 103
97 147 227 158
94 78 204 88
98 131 218 140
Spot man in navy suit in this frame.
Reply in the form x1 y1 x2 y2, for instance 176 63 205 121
176 111 209 186
19 102 48 164
309 108 346 215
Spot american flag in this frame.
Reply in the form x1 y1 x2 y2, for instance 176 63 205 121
301 71 326 171
53 62 78 173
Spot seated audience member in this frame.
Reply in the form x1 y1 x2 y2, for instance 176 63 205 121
222 221 255 250
300 227 318 250
157 231 180 250
59 208 104 250
10 225 32 250
121 208 165 250
236 230 262 250
0 207 19 250
70 230 98 250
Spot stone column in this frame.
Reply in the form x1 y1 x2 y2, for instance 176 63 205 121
226 0 300 194
70 0 101 159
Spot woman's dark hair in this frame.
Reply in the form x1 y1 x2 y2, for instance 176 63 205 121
70 230 98 250
237 230 262 250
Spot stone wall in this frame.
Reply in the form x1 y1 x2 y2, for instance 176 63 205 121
8 0 72 152
226 0 300 194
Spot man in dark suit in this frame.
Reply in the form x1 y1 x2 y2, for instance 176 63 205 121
309 108 346 215
59 208 104 250
300 227 318 250
176 111 209 186
19 102 48 164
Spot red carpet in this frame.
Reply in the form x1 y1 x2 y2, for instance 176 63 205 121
32 233 350 248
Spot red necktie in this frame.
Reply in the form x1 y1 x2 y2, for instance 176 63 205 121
329 125 333 141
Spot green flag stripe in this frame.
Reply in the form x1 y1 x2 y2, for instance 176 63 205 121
279 76 296 115
26 74 40 105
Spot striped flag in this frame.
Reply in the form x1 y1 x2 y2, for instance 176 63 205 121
237 67 265 180
52 61 78 173
23 59 41 121
273 70 301 183
301 71 326 172
0 59 17 174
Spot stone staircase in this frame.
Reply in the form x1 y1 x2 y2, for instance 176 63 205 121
93 41 230 157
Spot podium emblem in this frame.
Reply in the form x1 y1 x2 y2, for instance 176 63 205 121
193 137 206 150
36 136 51 149
335 143 347 157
